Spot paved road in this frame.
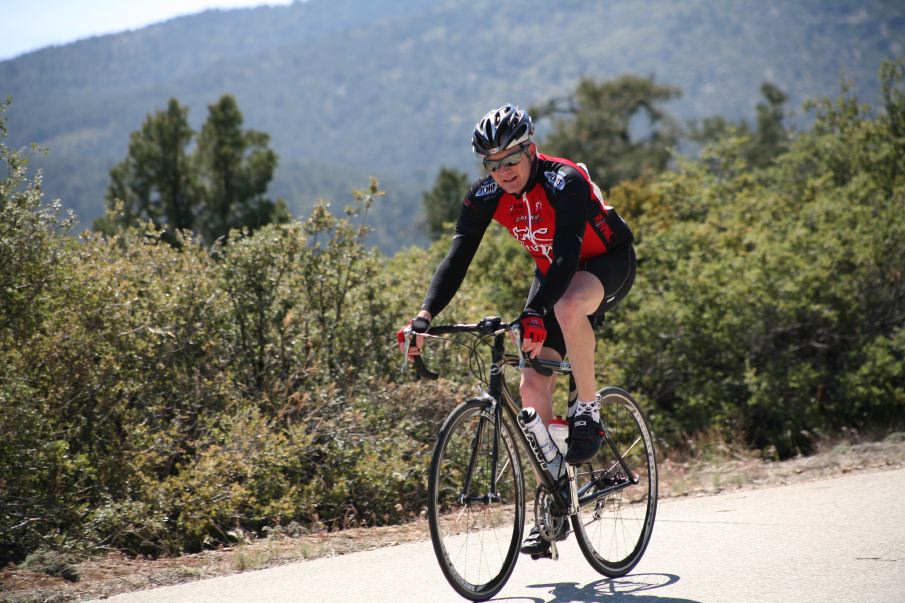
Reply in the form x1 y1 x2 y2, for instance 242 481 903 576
97 468 905 603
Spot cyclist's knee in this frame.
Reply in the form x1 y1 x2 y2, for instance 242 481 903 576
520 370 553 400
555 298 595 329
555 274 604 321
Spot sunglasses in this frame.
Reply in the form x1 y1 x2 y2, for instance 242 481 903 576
482 144 528 172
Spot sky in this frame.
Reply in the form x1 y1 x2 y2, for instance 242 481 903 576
0 0 294 60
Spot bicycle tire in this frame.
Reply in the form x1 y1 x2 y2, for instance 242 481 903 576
570 387 658 577
428 399 526 601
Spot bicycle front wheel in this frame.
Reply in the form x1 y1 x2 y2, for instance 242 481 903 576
428 399 525 601
571 387 658 577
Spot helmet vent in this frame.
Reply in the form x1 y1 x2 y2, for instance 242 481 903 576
472 103 534 156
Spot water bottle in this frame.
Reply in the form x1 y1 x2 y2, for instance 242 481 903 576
548 416 569 456
519 408 564 480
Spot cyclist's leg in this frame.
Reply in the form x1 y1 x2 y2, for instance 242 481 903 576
519 282 569 557
519 340 570 557
557 246 637 463
553 272 604 402
519 346 559 425
519 344 560 497
521 276 563 426
583 245 637 319
561 245 637 400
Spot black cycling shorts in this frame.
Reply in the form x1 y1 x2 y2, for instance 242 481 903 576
526 244 636 359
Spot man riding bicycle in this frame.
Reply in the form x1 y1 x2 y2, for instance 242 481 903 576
398 103 636 557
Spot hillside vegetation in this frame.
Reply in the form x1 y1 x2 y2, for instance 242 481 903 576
2 0 903 250
2 64 903 571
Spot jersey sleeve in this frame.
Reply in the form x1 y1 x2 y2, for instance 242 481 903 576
420 187 497 317
524 166 590 315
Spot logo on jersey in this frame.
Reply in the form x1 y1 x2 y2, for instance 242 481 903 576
508 202 527 216
593 214 614 242
512 225 553 263
544 170 567 191
475 180 499 197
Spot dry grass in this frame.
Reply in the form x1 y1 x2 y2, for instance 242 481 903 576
657 431 905 498
3 433 904 603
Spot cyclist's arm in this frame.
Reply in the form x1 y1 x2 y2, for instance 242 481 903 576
421 194 495 317
524 168 590 315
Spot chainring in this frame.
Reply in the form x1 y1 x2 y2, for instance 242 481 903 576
533 484 567 540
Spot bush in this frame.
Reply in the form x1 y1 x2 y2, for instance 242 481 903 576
0 144 463 563
599 61 905 456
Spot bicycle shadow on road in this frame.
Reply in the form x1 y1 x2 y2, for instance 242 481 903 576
495 573 699 603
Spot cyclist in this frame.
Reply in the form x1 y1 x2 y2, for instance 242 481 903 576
398 103 636 556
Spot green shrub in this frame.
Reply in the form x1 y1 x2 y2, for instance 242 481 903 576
600 61 905 456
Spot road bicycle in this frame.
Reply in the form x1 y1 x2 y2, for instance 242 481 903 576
402 316 658 601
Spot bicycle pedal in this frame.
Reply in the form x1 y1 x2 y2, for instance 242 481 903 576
530 540 559 561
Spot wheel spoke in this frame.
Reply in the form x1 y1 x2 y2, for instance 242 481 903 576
570 389 657 578
428 402 524 599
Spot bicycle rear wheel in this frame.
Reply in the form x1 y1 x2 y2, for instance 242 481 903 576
428 399 525 601
571 387 658 577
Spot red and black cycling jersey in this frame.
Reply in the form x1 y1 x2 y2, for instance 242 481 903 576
421 152 634 317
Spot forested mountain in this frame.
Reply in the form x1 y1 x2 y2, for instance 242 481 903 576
2 0 903 250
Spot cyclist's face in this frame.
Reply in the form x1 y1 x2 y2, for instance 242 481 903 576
487 143 534 194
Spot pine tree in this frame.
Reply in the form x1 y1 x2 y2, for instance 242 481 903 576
533 75 682 191
195 94 288 243
99 99 197 241
422 167 469 239
99 95 288 245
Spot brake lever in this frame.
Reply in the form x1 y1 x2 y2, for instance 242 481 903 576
401 327 439 380
400 327 413 374
509 323 555 375
510 323 527 369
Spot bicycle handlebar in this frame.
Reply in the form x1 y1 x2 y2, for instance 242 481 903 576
412 355 439 380
402 316 569 379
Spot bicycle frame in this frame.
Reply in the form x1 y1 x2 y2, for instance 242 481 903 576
412 317 640 518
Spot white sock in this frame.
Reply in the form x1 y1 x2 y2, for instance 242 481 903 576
574 399 600 423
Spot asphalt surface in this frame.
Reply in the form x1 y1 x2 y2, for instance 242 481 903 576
95 467 905 603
